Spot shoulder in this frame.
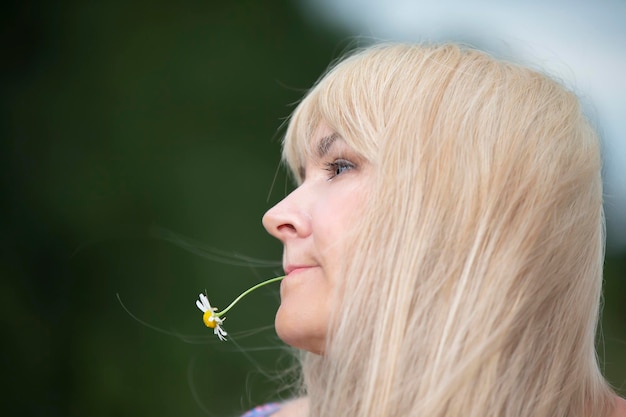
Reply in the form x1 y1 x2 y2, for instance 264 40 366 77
612 396 626 417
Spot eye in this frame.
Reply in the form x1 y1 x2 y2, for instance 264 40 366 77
324 159 355 180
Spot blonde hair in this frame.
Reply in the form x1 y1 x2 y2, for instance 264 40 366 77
282 43 615 417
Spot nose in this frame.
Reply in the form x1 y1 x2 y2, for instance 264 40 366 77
262 188 312 242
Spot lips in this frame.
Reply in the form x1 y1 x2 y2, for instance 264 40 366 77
284 265 316 276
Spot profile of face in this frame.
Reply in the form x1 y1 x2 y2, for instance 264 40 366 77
262 124 371 354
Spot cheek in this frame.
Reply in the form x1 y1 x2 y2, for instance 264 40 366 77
314 189 367 264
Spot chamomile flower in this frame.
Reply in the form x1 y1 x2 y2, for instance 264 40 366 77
196 275 285 341
196 293 228 341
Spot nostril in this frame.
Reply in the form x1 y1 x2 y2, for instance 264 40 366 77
277 224 297 235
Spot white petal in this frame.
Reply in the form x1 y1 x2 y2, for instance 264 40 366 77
199 293 211 310
215 325 228 341
196 299 206 312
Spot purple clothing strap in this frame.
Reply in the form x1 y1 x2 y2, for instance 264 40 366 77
240 402 282 417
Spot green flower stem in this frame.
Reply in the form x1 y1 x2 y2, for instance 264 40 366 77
216 275 285 317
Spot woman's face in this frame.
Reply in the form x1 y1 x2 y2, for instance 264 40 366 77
262 124 371 354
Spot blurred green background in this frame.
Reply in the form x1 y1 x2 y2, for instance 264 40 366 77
2 1 624 416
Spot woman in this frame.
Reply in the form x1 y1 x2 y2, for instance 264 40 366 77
257 43 625 417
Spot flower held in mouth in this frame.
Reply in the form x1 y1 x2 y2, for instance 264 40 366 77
196 293 228 341
195 275 285 341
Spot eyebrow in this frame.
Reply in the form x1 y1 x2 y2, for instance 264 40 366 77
298 132 343 180
315 132 341 158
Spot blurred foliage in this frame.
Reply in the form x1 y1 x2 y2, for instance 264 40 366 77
1 1 624 416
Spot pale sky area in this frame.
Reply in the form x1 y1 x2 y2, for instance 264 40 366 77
297 0 626 253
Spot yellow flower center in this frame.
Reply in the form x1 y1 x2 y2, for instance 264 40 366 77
203 311 217 328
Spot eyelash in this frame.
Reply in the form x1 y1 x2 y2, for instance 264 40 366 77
324 159 355 180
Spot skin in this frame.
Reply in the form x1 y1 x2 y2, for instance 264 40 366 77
262 123 371 354
614 397 626 417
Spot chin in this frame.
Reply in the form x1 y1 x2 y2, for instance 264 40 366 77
275 306 326 354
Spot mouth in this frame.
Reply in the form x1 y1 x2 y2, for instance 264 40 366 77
284 265 316 276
